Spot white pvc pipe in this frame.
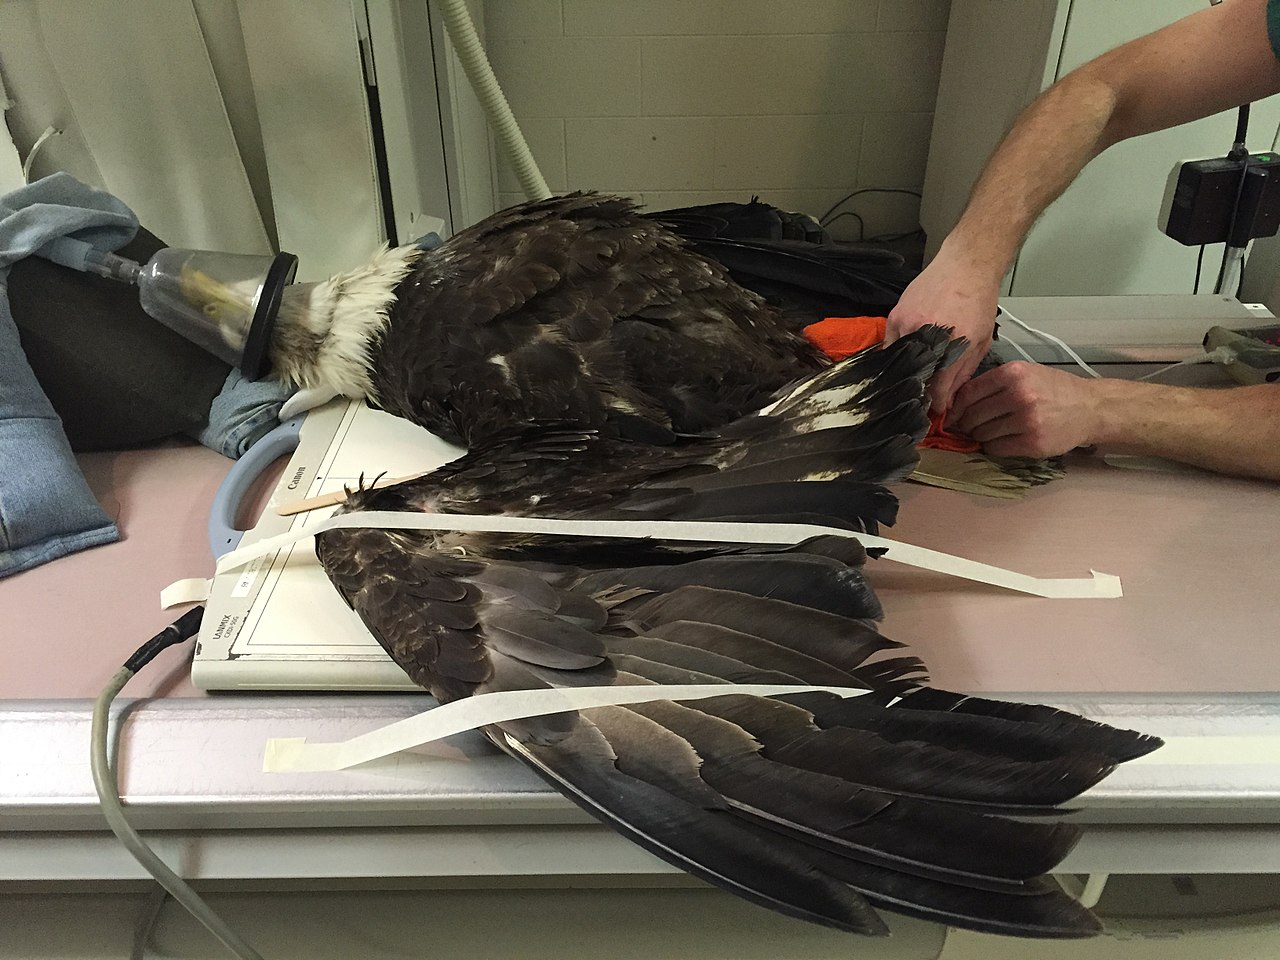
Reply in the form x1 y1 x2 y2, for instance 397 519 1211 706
435 0 551 201
1218 246 1246 298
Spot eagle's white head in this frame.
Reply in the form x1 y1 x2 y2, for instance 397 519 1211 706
268 243 422 400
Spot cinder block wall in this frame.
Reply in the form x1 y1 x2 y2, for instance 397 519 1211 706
484 0 950 240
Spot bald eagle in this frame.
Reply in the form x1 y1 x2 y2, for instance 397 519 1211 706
314 328 1161 939
266 193 901 446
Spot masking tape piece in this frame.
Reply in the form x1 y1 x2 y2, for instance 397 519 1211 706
263 684 1280 774
191 511 1120 601
263 683 870 773
1125 736 1280 766
160 578 212 608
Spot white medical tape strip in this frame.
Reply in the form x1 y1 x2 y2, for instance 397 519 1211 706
1126 736 1280 766
191 511 1120 600
160 578 211 608
263 683 870 773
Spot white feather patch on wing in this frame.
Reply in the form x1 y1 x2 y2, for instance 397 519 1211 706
269 243 423 399
789 410 871 434
790 378 876 412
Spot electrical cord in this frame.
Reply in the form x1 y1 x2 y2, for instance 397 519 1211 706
997 309 1234 381
1213 103 1254 295
131 885 171 960
999 334 1039 365
996 307 1103 378
1136 345 1236 381
818 187 922 226
822 210 866 238
1213 153 1253 295
1233 103 1251 155
91 606 266 960
865 227 926 244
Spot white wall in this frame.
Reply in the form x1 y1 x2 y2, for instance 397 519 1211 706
484 0 951 240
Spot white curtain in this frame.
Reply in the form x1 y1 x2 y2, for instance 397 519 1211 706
0 0 388 279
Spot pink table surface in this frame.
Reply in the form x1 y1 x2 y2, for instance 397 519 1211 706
2 445 1277 701
2 444 232 699
882 455 1280 694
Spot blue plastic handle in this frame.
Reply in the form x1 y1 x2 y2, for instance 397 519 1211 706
208 415 304 558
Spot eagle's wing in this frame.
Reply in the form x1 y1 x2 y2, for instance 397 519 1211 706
317 523 1159 939
316 328 1160 938
354 327 965 547
369 193 823 445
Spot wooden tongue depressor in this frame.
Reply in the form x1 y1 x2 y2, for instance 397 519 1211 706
277 471 429 516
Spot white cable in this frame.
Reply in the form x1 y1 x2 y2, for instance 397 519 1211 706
92 665 265 960
1217 245 1246 297
1137 358 1201 382
21 125 59 182
434 0 551 201
1000 335 1038 365
997 307 1103 378
1136 345 1235 381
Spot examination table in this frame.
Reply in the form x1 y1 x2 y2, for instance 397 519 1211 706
2 409 1279 957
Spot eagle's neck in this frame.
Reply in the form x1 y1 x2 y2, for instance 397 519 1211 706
268 244 422 399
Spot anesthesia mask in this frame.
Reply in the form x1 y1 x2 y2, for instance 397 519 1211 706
82 245 298 381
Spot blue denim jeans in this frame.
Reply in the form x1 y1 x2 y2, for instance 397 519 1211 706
195 369 292 458
0 174 137 577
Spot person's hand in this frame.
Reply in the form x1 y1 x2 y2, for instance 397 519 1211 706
947 362 1103 459
886 259 999 413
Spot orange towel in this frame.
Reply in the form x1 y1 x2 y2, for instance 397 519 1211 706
802 316 885 359
920 409 980 453
802 316 980 454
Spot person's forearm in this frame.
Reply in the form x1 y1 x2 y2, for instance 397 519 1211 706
936 66 1125 287
935 0 1280 288
1089 380 1280 481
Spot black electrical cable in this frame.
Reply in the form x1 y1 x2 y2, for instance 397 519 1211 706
1233 103 1251 156
818 187 923 225
92 607 267 960
1214 153 1253 294
822 210 866 239
865 227 927 244
1214 103 1255 294
123 606 204 672
1194 244 1206 294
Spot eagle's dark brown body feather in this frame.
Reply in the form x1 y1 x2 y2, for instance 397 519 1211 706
369 193 827 446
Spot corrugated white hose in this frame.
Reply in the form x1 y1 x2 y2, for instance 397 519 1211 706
435 0 551 201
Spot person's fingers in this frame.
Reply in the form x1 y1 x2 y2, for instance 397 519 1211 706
965 411 1023 444
948 365 1013 417
928 347 983 413
950 389 1016 437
